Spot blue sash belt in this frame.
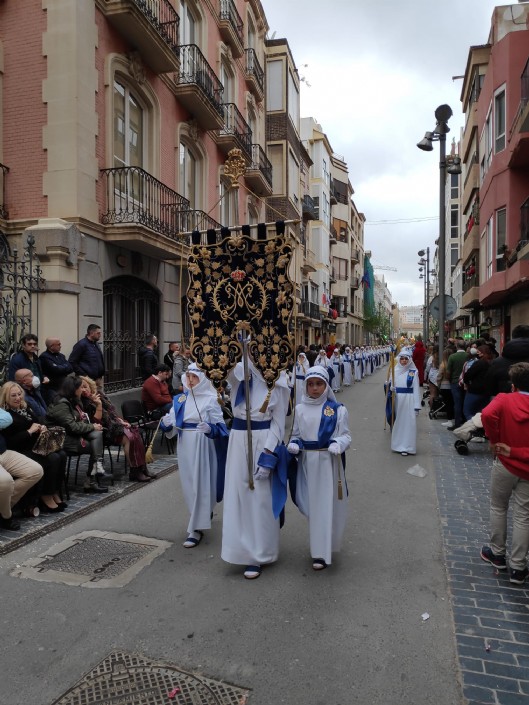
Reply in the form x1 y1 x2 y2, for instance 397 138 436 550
182 422 198 429
301 440 329 450
231 418 271 431
295 375 305 380
395 387 413 394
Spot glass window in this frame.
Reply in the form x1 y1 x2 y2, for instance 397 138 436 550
113 80 143 168
451 204 459 239
287 70 299 129
495 88 506 153
486 218 493 279
288 149 299 205
266 60 283 111
267 144 284 194
179 142 197 208
180 0 197 45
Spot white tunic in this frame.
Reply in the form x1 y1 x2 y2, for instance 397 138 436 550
342 354 353 386
221 364 289 566
292 401 351 565
331 355 342 391
163 392 224 534
353 353 363 381
390 362 421 454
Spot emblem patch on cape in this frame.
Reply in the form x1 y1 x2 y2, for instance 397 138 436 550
323 405 335 417
177 394 186 403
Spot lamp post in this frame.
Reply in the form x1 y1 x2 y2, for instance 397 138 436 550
417 105 461 364
418 247 430 343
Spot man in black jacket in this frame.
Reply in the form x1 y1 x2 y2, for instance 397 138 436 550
68 324 106 389
138 334 159 381
485 325 529 397
39 338 73 400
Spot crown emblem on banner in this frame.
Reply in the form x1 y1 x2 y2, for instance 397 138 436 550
230 269 246 282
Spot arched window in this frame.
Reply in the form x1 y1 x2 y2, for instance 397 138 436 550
103 276 160 391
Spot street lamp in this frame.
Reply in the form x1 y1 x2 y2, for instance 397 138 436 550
418 247 430 343
417 105 461 363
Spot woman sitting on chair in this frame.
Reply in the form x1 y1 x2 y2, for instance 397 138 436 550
46 376 107 494
79 376 151 483
0 381 67 512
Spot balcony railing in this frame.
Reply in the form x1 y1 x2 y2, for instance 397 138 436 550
350 276 360 289
97 0 180 73
302 194 318 220
100 166 190 240
245 48 264 96
219 0 244 51
219 103 252 158
247 143 272 189
300 300 321 321
351 248 359 262
176 44 224 114
172 210 221 239
329 225 338 243
462 272 479 294
0 163 8 219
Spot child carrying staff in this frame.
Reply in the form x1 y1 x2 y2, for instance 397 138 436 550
161 363 228 548
287 365 351 571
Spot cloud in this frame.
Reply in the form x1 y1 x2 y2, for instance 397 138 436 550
262 0 499 308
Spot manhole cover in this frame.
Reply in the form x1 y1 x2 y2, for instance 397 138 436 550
11 531 171 588
51 650 250 705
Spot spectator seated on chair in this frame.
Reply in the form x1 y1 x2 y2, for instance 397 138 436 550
46 376 108 494
79 376 151 483
0 382 67 513
14 368 48 420
0 408 43 531
8 333 50 396
141 364 173 420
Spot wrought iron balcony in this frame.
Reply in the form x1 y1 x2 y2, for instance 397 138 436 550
216 103 252 160
96 0 179 73
0 163 8 220
302 194 318 221
300 300 321 321
245 48 264 99
219 0 244 57
172 210 221 241
245 144 272 195
174 45 224 130
100 166 190 242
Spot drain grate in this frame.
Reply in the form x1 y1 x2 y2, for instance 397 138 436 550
51 650 250 705
37 536 155 580
11 531 171 588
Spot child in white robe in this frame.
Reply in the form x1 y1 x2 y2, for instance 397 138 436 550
342 347 354 386
330 349 343 392
287 366 351 570
161 364 228 547
388 349 421 456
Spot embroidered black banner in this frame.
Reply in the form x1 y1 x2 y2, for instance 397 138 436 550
187 230 294 390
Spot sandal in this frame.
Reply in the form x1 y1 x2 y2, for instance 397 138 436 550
183 531 204 548
243 565 262 580
312 558 327 571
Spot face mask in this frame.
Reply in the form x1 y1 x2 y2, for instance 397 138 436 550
32 376 41 389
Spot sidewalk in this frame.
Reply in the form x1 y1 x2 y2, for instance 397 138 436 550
0 447 177 557
429 414 529 705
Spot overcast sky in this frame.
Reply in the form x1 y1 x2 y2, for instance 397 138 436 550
262 0 501 306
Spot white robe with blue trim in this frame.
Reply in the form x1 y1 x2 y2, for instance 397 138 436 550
291 401 351 565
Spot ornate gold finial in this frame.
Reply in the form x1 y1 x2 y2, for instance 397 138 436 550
223 148 247 189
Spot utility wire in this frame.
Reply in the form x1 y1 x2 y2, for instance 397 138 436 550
366 216 438 225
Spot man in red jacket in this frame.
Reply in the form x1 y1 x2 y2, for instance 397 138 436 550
141 364 173 420
480 362 529 584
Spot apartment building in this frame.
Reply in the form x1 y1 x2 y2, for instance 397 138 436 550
0 0 271 389
459 2 529 346
399 305 423 339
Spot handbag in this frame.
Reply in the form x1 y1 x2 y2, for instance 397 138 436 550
32 426 66 456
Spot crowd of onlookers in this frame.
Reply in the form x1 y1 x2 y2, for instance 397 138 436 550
421 325 529 430
0 325 187 533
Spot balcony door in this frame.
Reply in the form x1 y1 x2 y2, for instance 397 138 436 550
113 79 145 213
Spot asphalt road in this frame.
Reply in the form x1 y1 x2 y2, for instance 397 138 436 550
0 366 462 705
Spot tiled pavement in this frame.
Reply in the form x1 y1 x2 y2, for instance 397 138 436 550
432 422 529 705
0 450 177 557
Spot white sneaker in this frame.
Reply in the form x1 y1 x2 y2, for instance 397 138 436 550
441 420 454 427
95 460 106 476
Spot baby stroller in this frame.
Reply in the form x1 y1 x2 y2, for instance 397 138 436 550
452 412 487 455
428 395 447 419
421 388 430 407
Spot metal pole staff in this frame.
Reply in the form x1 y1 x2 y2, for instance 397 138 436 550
241 330 255 491
438 135 446 364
